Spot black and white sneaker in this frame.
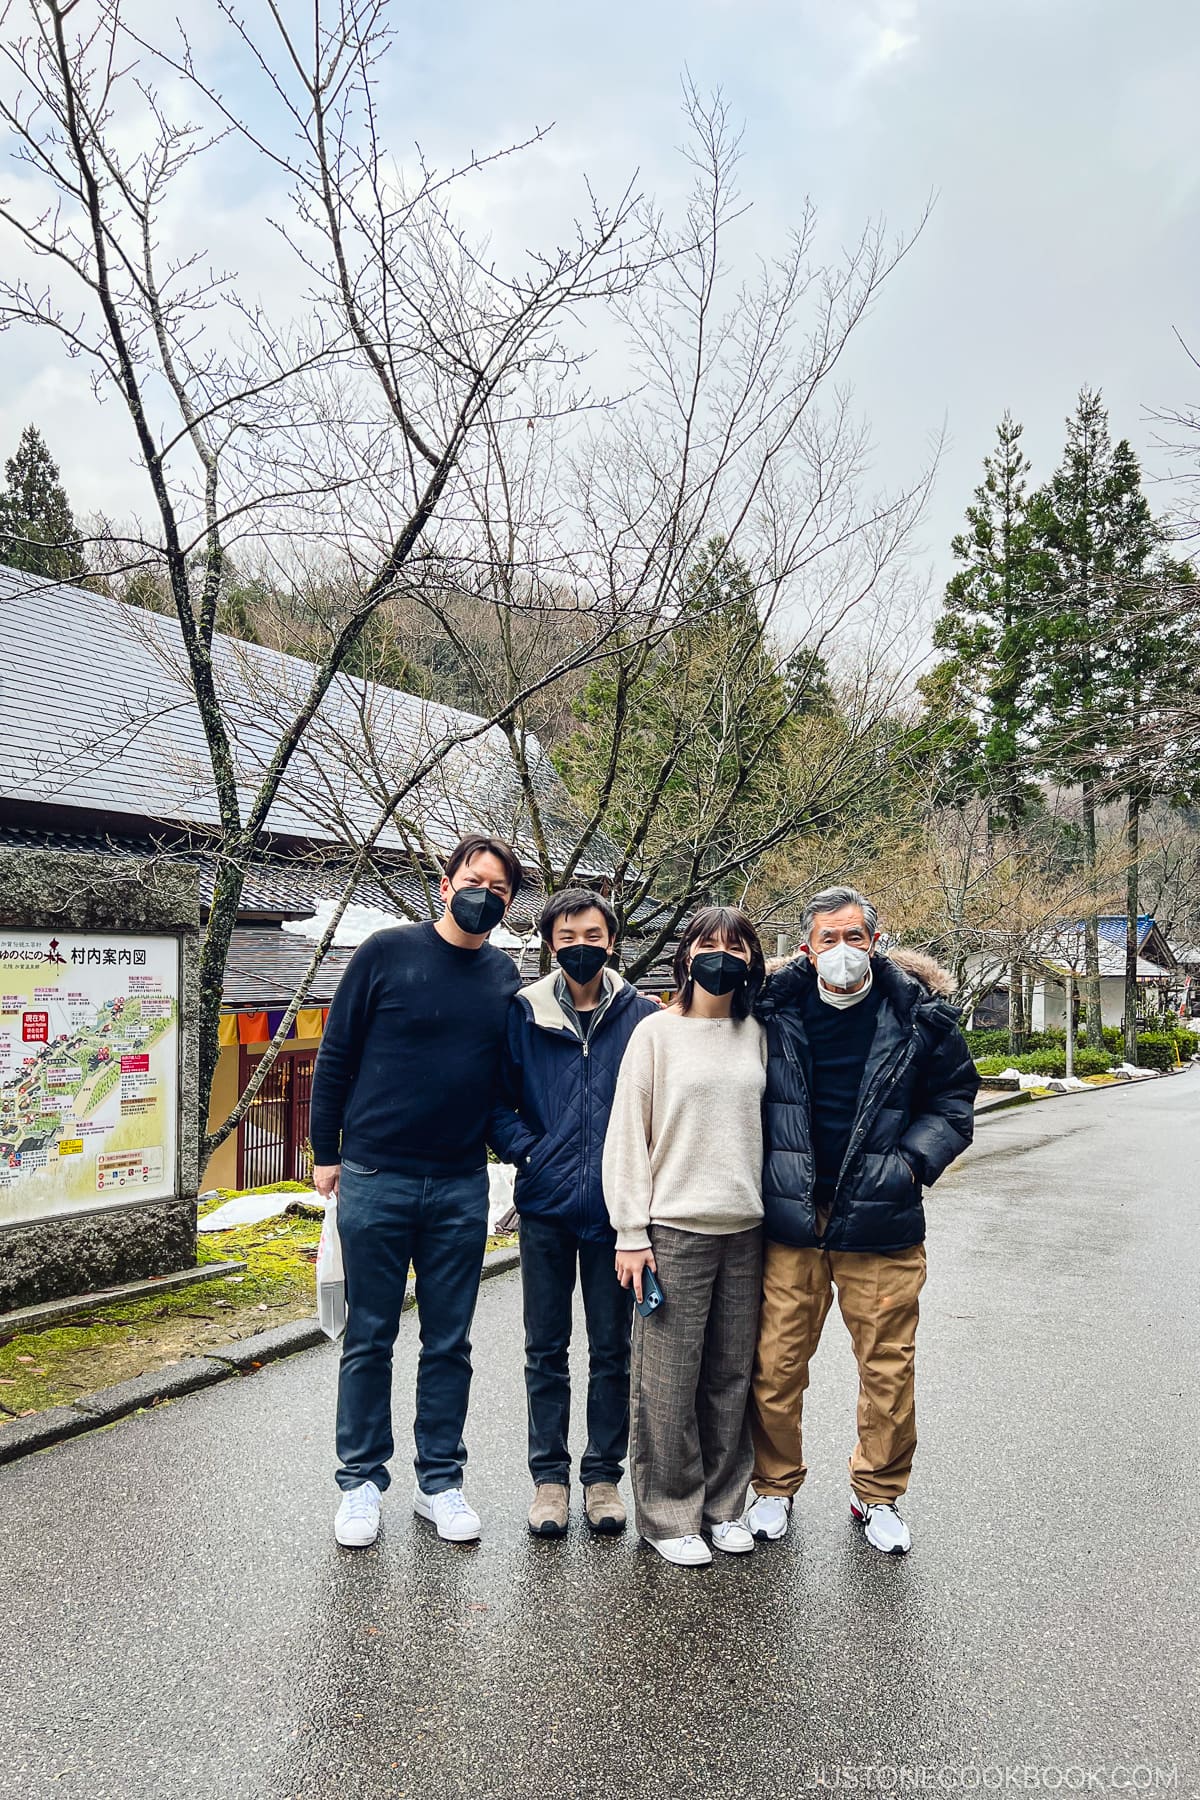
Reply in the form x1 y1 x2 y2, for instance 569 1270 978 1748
850 1491 912 1555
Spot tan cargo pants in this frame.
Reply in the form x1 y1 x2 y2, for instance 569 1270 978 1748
749 1240 927 1506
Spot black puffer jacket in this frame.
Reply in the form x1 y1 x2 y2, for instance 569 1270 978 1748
757 950 980 1251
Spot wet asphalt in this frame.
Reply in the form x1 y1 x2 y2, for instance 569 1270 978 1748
1 1077 1198 1800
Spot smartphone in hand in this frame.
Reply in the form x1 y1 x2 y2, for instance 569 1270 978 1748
635 1266 665 1318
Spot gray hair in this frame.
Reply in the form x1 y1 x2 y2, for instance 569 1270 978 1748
802 885 878 943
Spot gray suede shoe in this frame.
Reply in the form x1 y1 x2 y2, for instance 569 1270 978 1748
528 1483 570 1537
584 1482 627 1535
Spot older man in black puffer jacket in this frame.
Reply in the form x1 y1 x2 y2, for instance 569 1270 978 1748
742 885 979 1556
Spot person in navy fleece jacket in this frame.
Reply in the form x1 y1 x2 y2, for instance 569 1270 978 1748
489 887 657 1538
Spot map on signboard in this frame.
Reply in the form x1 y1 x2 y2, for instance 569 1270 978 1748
0 933 180 1228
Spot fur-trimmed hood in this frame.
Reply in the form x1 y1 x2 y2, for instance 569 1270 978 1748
885 947 955 998
763 946 955 998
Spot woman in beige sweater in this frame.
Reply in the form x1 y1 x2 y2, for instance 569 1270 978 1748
603 905 767 1566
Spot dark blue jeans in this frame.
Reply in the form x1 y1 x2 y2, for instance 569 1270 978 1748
520 1213 634 1487
335 1162 489 1495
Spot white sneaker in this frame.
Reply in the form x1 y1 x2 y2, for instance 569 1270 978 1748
413 1485 482 1542
742 1492 792 1541
710 1519 755 1555
647 1534 713 1567
334 1480 382 1548
851 1491 912 1555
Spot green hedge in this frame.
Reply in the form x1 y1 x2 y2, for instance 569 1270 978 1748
975 1048 1113 1078
1132 1034 1179 1072
966 1027 1067 1056
971 1022 1198 1065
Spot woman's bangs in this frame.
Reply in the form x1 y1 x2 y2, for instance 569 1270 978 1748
704 908 756 959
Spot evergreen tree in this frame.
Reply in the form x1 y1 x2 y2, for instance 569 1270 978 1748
925 413 1044 1047
1028 389 1160 1047
0 424 88 581
555 537 831 923
931 412 1041 827
1105 555 1198 1058
912 649 983 808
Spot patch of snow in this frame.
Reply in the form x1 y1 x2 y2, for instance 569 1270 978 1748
282 899 406 947
198 1191 309 1231
201 1168 518 1234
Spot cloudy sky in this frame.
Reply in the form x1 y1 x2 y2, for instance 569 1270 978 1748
2 0 1198 599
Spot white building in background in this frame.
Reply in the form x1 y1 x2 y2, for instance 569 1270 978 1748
967 916 1184 1032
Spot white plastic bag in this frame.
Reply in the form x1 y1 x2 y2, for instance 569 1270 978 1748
487 1161 516 1229
316 1194 347 1340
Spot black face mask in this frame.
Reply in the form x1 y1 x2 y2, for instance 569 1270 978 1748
557 944 610 986
450 884 507 935
690 950 750 996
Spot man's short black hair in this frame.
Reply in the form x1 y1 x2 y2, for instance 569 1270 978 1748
444 835 524 900
538 886 619 946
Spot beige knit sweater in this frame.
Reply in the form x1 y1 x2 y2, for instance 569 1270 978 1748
602 1009 767 1251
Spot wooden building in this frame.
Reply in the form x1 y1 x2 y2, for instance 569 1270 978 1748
1 566 667 1191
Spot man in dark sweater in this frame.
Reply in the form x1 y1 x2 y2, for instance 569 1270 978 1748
744 885 979 1556
310 835 523 1549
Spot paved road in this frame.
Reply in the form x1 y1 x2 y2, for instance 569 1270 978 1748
2 1079 1198 1800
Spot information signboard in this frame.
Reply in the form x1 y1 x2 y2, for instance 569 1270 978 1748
0 932 180 1228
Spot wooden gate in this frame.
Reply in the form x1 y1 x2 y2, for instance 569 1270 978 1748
236 1048 316 1189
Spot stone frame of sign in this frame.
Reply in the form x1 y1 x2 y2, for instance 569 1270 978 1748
0 850 201 1313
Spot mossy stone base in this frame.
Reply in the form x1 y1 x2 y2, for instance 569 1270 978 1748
0 1198 198 1312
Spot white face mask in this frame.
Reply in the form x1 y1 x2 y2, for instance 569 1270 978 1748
815 942 872 994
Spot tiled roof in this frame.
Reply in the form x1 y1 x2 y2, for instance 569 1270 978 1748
223 927 361 1007
1042 931 1177 979
1039 916 1179 978
1094 915 1154 951
0 566 620 877
0 820 672 1004
0 820 447 921
223 923 556 1007
221 925 675 1008
0 821 670 985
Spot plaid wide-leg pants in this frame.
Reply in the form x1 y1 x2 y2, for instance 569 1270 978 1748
628 1221 764 1541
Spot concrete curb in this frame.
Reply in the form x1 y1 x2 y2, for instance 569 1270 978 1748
0 1243 522 1468
0 1260 249 1338
974 1062 1191 1125
72 1357 229 1424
